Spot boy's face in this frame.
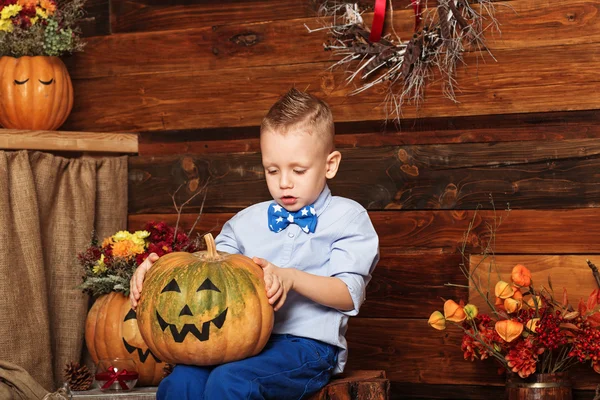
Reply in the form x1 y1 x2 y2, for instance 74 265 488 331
261 127 340 212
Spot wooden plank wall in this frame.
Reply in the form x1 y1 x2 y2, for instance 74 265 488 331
74 0 600 398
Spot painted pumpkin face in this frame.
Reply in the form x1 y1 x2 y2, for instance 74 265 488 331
122 308 162 364
85 292 165 386
155 277 228 343
137 234 274 366
0 56 73 130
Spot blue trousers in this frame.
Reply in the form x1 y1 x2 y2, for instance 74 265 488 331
157 334 338 400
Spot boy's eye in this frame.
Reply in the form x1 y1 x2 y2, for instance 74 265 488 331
293 170 306 175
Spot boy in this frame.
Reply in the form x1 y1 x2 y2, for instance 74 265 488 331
130 88 379 399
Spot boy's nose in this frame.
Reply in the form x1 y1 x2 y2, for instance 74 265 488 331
279 174 293 189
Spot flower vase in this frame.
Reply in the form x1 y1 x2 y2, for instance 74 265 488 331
0 56 73 130
505 372 572 400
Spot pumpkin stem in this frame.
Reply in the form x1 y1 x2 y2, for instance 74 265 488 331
203 233 218 259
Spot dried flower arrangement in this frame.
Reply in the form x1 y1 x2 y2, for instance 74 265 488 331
428 204 600 379
307 0 500 122
78 185 209 297
0 0 86 57
77 223 203 297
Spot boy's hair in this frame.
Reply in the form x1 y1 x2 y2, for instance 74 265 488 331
261 88 335 151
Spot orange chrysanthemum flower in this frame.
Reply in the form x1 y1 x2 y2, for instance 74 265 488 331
506 338 541 378
102 237 114 249
17 0 36 6
111 239 145 258
40 0 56 14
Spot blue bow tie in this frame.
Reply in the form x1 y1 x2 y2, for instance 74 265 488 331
268 203 317 234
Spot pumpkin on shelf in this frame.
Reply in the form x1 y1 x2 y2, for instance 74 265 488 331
0 56 73 130
0 0 85 130
136 233 274 366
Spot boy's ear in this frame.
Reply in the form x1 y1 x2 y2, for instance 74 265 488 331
325 151 342 179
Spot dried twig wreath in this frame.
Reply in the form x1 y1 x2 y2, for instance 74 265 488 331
306 0 501 123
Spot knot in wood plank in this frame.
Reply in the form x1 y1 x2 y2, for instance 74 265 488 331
230 33 259 47
400 164 419 177
397 149 409 163
128 169 151 184
398 149 419 176
439 183 458 208
181 156 200 192
319 72 335 95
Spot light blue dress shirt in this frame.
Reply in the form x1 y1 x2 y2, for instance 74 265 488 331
215 184 379 373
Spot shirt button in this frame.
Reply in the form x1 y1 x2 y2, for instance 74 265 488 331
288 233 294 238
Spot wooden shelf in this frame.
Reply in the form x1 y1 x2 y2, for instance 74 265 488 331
0 129 138 154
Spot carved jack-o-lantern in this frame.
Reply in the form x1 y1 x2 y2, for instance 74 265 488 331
137 233 274 366
85 292 165 386
0 56 73 130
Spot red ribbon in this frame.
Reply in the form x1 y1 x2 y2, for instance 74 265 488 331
95 367 139 390
411 0 423 32
369 0 387 42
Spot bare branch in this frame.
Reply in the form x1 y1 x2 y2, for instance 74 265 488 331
187 180 210 238
170 178 211 246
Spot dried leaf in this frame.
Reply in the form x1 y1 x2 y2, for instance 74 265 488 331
587 289 599 312
578 298 587 315
559 322 580 331
563 311 579 320
586 312 600 328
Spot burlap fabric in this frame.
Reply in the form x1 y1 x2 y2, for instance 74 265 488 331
0 360 49 399
0 150 127 391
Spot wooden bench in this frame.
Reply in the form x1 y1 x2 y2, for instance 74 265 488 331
71 370 389 399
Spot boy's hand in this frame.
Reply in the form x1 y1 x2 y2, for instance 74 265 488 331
262 272 283 310
253 257 294 312
129 252 160 310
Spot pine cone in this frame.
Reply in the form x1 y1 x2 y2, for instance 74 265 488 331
64 362 93 391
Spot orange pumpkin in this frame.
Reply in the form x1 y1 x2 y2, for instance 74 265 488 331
0 56 73 130
137 233 274 366
85 292 165 386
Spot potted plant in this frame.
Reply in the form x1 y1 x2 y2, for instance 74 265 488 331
428 212 600 400
0 0 86 130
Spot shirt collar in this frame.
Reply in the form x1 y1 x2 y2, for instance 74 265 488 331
314 184 331 217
